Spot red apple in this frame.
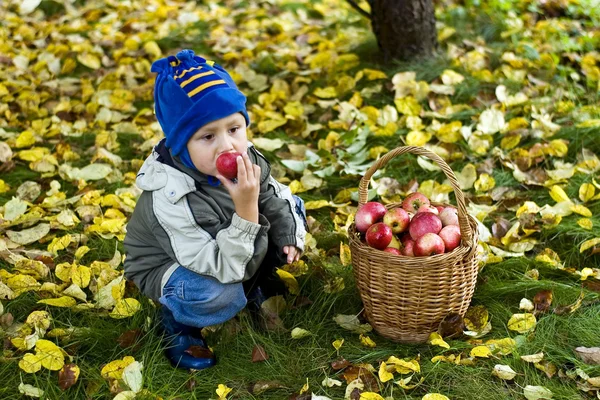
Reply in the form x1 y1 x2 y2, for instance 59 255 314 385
409 212 442 240
402 192 430 213
366 222 393 250
439 225 461 252
414 233 445 256
435 205 445 214
355 202 387 233
383 247 402 255
439 207 459 227
388 235 401 250
383 208 410 234
401 238 415 256
417 204 439 215
216 152 242 180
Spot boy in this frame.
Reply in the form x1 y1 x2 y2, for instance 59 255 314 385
123 49 307 370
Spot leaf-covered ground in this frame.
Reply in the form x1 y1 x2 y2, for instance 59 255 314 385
1 0 600 399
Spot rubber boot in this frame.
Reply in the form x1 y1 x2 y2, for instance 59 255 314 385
160 307 216 370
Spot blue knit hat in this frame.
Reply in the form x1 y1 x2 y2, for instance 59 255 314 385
151 49 250 169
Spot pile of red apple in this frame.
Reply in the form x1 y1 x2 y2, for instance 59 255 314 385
354 192 461 257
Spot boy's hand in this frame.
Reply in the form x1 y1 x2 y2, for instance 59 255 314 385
283 245 302 264
216 152 261 224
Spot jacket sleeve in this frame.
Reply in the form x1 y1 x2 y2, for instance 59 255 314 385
149 189 271 283
251 147 306 253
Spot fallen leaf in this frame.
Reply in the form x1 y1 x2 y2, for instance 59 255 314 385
574 347 600 365
521 352 544 363
251 344 269 362
184 346 213 358
291 327 312 339
492 364 517 380
18 383 44 398
58 363 80 390
523 385 553 399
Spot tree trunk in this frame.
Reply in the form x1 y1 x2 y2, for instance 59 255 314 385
368 0 438 62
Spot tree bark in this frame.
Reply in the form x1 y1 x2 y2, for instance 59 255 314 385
367 0 438 62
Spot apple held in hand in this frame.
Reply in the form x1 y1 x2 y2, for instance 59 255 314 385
409 212 442 240
355 202 387 233
383 208 410 234
366 222 393 250
439 225 461 252
402 192 430 213
216 152 242 180
414 233 445 256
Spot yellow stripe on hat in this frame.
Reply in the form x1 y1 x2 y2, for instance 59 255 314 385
175 66 202 79
180 71 215 88
188 79 227 98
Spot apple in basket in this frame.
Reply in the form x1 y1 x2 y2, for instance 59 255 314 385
382 208 410 234
355 202 387 233
383 247 402 255
216 152 242 180
439 225 461 252
414 232 445 256
401 192 430 213
409 212 442 241
417 204 439 215
439 206 459 226
365 222 393 250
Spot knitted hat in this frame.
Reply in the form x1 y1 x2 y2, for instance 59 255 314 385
151 49 250 169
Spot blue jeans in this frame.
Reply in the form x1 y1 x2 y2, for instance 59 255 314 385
159 195 307 328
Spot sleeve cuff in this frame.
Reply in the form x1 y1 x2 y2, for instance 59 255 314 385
230 212 270 236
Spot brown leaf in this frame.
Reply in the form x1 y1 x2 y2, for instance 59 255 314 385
185 377 197 392
34 255 55 270
533 290 553 314
117 329 143 349
184 345 213 358
554 292 585 315
438 312 465 338
350 387 362 400
583 280 600 293
58 363 79 390
0 312 14 328
342 366 378 392
249 380 286 395
331 357 351 370
574 347 600 365
492 218 511 238
288 393 311 400
251 344 269 363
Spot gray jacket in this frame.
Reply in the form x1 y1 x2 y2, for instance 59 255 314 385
123 140 306 301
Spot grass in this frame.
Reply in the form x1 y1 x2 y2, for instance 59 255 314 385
2 0 600 399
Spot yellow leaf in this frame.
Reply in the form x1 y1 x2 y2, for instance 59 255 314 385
456 164 477 190
0 179 11 193
428 332 450 349
19 353 43 373
580 267 594 280
340 243 352 266
47 234 72 255
35 339 64 371
362 68 387 80
74 246 91 260
37 296 77 308
7 274 41 295
313 86 337 99
436 121 463 143
275 269 299 295
257 117 287 134
516 201 540 217
521 352 544 363
474 173 496 192
110 298 141 319
549 185 570 203
283 101 304 118
360 334 376 348
77 53 101 69
579 183 595 202
216 383 232 399
360 393 385 400
378 361 394 382
101 356 136 380
16 130 36 148
395 96 421 116
500 134 521 150
470 345 492 358
17 147 50 162
143 41 162 58
72 265 91 288
507 313 537 333
26 311 51 332
580 238 600 253
485 338 517 355
571 204 592 217
332 339 344 352
304 200 330 210
422 394 450 400
387 356 420 374
406 130 432 146
299 378 309 394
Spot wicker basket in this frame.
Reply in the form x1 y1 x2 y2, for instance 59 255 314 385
348 146 480 344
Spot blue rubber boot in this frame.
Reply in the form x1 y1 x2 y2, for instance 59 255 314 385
160 307 216 370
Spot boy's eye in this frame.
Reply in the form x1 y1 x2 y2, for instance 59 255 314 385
202 134 214 140
230 127 239 134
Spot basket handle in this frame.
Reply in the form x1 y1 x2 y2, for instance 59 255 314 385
358 146 473 248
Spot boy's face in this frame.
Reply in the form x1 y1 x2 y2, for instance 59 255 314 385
186 113 248 176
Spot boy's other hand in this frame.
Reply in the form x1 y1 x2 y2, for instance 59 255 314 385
216 152 261 224
283 245 302 264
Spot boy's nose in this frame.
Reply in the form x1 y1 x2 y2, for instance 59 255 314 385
217 134 235 152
